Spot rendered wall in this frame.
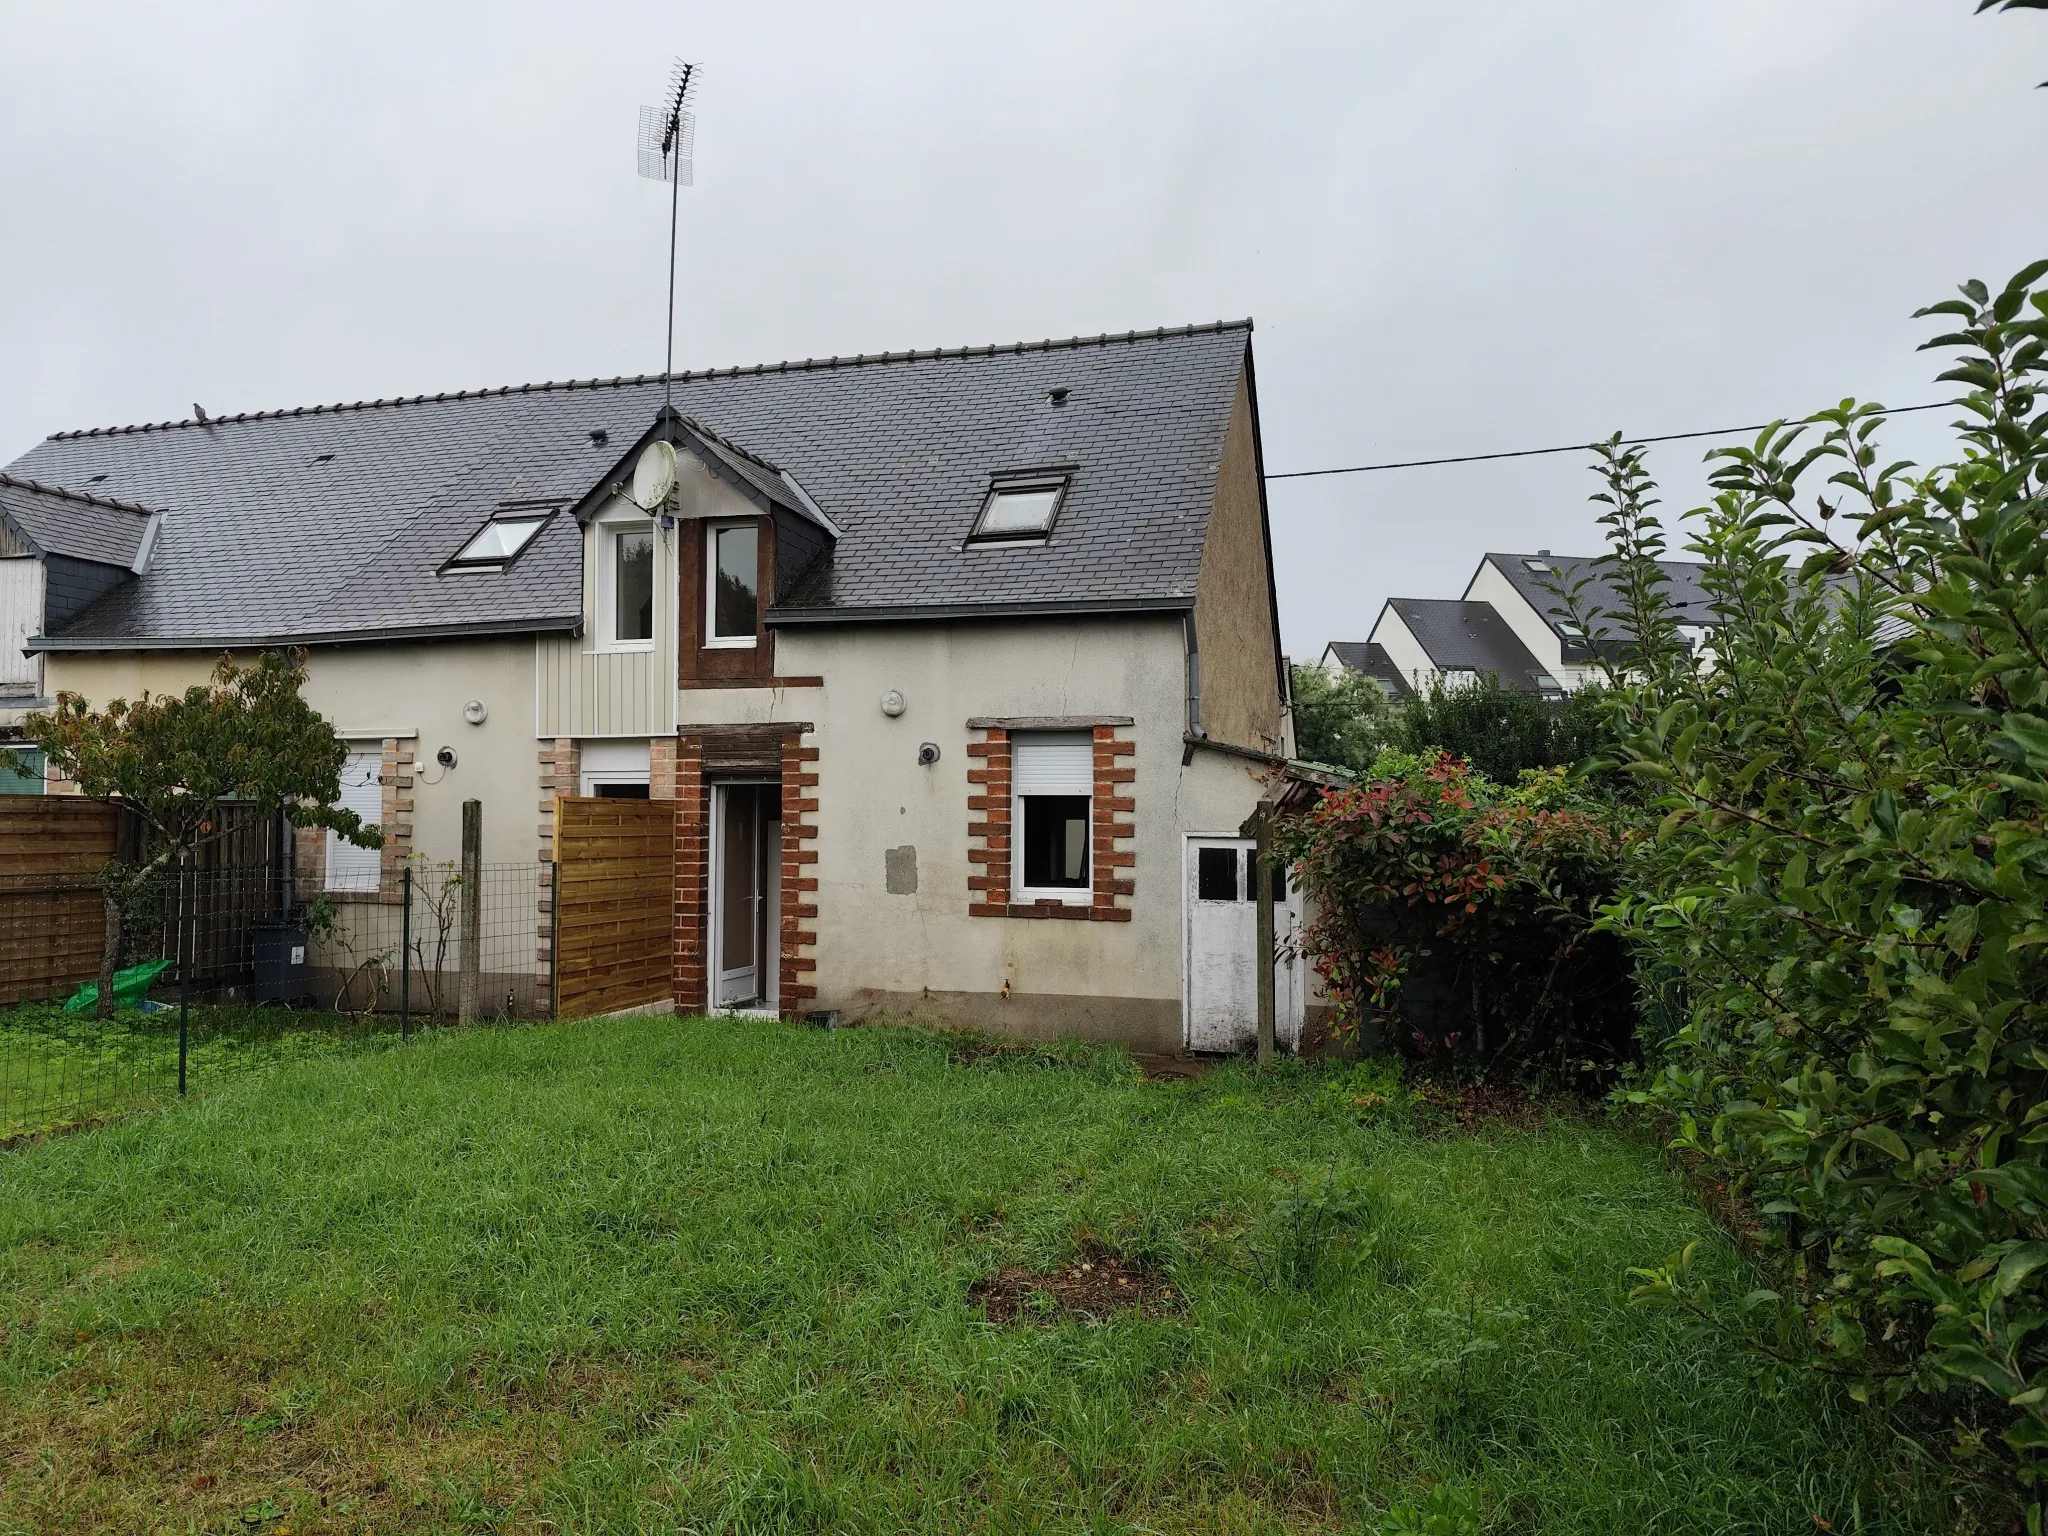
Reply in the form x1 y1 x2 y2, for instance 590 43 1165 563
683 616 1273 1050
42 639 541 867
1190 371 1285 755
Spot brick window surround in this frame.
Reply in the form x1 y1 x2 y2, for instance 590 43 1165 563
665 727 818 1016
967 720 1134 921
293 736 414 904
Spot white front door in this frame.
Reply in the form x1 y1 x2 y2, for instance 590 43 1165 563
1184 837 1301 1053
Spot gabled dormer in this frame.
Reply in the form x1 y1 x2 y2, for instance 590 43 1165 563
538 413 838 736
0 474 164 722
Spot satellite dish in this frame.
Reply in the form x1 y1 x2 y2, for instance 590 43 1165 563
631 440 677 510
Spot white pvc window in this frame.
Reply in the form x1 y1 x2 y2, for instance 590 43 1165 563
706 521 758 646
325 749 383 893
1012 731 1092 902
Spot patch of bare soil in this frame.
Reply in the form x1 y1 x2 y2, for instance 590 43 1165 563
1414 1078 1576 1132
1131 1053 1210 1082
969 1242 1177 1326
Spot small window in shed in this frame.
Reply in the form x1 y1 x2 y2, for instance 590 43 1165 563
1196 846 1239 901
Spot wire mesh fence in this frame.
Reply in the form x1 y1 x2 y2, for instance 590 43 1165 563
0 859 559 1145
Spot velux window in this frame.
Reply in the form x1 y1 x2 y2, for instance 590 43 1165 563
970 474 1068 544
445 509 552 572
1012 732 1091 900
706 521 758 646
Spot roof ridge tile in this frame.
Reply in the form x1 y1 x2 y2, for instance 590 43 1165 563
44 318 1254 440
0 472 160 517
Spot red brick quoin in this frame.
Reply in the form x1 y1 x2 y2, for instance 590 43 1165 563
967 725 1133 922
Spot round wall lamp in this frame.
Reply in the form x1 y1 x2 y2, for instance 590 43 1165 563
880 690 907 717
462 699 488 725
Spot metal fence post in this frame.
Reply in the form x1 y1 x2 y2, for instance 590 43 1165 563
457 799 482 1027
400 862 412 1041
177 860 193 1096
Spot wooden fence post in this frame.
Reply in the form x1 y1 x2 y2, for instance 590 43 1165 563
458 799 482 1026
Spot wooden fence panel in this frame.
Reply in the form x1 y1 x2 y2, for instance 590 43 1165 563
0 797 122 1006
553 796 676 1019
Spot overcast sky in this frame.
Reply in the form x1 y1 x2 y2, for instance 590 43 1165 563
2 2 2042 658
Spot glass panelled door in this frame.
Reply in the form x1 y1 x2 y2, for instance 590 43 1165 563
712 782 780 1009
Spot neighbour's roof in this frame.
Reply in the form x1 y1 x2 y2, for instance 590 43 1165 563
1322 640 1412 699
1385 598 1554 690
1483 551 1715 647
0 474 157 569
5 321 1253 649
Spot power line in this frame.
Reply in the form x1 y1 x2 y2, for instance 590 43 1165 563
1263 399 1960 481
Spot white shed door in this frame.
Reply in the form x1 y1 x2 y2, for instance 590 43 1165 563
0 559 41 691
325 750 384 892
1185 837 1303 1054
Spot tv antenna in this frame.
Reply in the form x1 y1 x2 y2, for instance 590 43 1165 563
638 58 702 419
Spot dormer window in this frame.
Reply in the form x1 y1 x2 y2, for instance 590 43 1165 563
706 521 758 647
970 474 1069 545
444 510 551 572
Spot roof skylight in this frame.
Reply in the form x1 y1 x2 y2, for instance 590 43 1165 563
970 476 1068 543
445 513 550 571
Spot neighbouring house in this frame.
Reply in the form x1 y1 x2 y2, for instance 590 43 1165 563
1326 550 1713 696
1316 640 1410 700
0 474 166 787
0 320 1310 1053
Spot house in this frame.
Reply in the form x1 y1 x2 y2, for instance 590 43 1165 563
1324 550 1713 696
1462 550 1712 689
0 319 1306 1053
0 473 166 788
1365 597 1560 696
1317 640 1410 700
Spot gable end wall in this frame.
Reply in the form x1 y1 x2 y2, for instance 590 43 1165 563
1189 364 1283 756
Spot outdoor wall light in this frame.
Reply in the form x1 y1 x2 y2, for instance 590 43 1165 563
462 699 488 725
880 690 906 717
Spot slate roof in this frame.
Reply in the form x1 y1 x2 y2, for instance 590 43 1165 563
0 474 158 569
1384 599 1555 691
1482 551 1714 658
1322 640 1412 700
5 321 1252 649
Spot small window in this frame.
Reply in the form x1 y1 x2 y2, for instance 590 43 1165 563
614 527 654 642
1557 622 1584 638
1022 797 1090 889
1012 732 1092 900
707 522 758 645
1523 558 1550 572
591 782 651 800
971 478 1067 542
447 514 549 571
1197 846 1238 901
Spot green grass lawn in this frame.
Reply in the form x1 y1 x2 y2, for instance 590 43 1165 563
0 1016 1955 1534
0 1003 390 1143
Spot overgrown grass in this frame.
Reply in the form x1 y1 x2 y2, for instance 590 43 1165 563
0 1002 394 1142
0 1017 1963 1532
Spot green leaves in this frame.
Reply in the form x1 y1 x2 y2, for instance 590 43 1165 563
1603 256 2048 1491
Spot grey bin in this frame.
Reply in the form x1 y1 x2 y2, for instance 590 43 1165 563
252 920 312 1004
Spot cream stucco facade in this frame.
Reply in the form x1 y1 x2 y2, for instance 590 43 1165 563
44 640 544 869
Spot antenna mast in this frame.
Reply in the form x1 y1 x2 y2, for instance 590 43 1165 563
638 59 702 419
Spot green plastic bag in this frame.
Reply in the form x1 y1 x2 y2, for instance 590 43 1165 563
63 959 173 1014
